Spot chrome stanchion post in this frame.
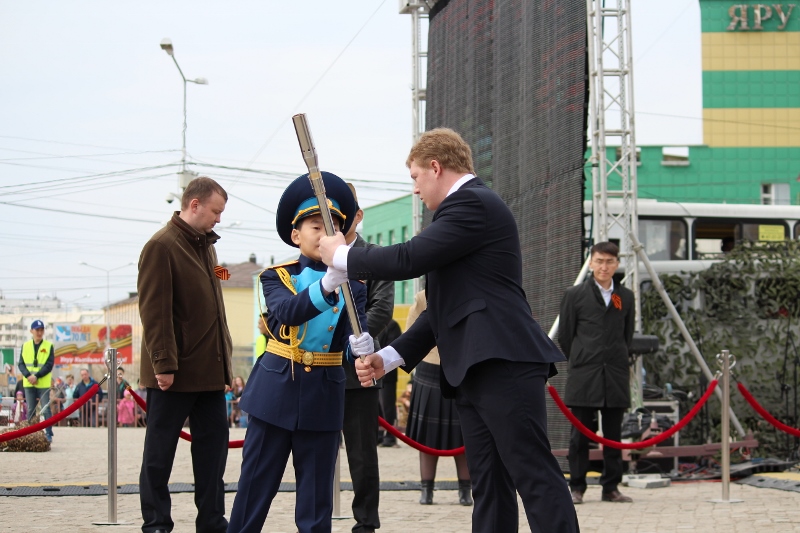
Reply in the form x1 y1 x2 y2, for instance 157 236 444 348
720 350 731 500
93 347 129 525
107 347 118 522
710 350 743 504
332 446 350 520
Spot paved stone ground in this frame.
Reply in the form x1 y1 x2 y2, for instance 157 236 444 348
1 428 799 532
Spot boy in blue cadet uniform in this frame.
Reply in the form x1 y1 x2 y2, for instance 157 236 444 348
229 171 372 533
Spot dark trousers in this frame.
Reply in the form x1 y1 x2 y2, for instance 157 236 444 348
343 387 381 533
379 371 398 444
455 360 579 533
568 406 625 494
139 388 229 533
229 416 340 533
24 387 52 438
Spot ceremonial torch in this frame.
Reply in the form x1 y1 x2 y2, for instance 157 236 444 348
292 113 375 383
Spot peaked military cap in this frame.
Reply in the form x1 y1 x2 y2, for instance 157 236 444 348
276 171 357 247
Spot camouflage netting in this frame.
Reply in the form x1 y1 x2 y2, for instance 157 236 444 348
642 240 800 459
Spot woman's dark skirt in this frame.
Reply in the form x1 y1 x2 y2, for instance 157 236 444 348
406 361 464 450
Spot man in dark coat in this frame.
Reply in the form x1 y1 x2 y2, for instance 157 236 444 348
138 176 233 533
340 183 395 533
558 241 635 504
320 128 578 533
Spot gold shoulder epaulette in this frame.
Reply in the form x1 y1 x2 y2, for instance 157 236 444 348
266 260 299 271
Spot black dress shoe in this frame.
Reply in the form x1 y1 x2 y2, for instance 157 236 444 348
571 489 584 505
601 489 633 502
152 530 169 533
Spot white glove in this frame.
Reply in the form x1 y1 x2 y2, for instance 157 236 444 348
321 266 348 293
349 332 374 358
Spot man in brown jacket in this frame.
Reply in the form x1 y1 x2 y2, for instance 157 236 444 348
138 177 233 533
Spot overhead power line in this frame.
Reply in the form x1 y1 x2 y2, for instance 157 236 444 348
0 201 162 224
0 133 158 152
234 0 390 182
5 173 174 203
0 148 179 162
190 161 297 178
638 111 800 132
226 192 276 215
0 164 179 193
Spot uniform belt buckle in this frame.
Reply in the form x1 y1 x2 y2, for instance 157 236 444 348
301 352 315 366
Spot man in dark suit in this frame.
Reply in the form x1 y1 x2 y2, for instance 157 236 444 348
319 128 579 533
341 183 395 533
558 241 635 504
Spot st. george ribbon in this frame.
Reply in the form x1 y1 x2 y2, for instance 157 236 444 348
292 113 376 385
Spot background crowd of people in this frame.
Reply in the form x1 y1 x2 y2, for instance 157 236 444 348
5 351 410 436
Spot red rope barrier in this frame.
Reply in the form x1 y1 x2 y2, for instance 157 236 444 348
0 384 101 443
129 388 465 455
737 382 800 438
2 384 469 456
127 387 244 449
548 380 718 450
378 416 465 456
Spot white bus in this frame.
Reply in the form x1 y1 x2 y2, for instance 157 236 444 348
585 199 800 275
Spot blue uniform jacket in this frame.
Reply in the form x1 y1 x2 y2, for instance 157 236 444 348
240 255 368 432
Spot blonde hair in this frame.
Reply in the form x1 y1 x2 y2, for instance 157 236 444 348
406 128 475 174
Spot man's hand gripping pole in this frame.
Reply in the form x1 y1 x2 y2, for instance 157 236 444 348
292 113 376 384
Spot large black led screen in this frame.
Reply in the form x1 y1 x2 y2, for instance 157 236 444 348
426 0 588 464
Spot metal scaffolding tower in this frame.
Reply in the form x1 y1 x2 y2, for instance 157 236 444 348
586 1 745 435
586 0 641 331
400 0 431 294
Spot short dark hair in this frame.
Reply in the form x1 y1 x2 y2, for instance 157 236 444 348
590 241 619 258
181 177 228 210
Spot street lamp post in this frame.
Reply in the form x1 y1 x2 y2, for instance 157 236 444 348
160 38 208 190
79 261 133 526
63 293 91 320
79 262 133 347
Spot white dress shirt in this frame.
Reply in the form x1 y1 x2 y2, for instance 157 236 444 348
594 278 614 307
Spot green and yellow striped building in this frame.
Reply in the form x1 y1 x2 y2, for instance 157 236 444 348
594 1 800 205
702 2 800 147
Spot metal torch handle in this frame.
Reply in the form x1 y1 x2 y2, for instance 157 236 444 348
292 113 364 342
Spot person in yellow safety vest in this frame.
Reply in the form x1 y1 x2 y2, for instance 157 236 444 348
254 312 268 361
18 319 55 442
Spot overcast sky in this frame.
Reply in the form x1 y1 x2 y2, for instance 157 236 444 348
0 1 702 310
